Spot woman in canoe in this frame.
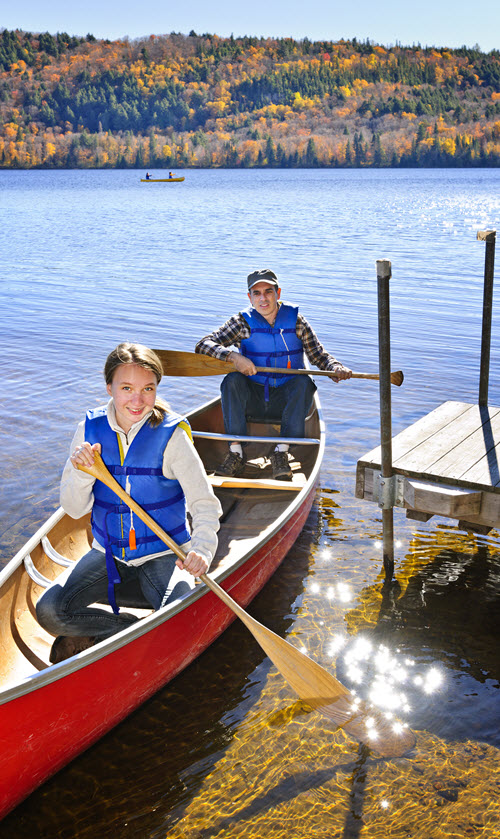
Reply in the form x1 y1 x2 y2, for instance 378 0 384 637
36 343 221 664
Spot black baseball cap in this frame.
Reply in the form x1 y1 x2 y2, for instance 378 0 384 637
247 269 279 291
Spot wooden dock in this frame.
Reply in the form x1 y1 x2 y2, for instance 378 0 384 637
356 401 500 534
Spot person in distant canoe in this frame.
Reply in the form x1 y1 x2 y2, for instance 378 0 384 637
36 343 221 664
145 172 151 179
195 270 352 481
169 171 174 179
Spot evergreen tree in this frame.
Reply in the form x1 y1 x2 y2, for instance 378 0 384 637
305 137 319 166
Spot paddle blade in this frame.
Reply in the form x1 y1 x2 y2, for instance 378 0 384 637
153 349 230 377
309 694 416 758
202 575 415 758
246 622 415 757
390 370 404 386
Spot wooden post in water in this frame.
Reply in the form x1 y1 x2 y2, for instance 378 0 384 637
477 230 496 408
376 259 394 582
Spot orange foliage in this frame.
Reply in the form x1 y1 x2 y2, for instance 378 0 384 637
0 31 499 169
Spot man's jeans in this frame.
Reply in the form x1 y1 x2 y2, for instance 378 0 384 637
220 372 316 439
36 548 194 639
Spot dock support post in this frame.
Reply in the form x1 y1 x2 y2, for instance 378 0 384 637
376 259 394 582
477 230 496 408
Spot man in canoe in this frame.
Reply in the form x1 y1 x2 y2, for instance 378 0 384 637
36 343 221 663
195 269 352 481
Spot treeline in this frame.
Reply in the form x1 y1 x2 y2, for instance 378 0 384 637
1 28 500 169
0 28 96 71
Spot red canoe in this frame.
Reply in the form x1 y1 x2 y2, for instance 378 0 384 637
0 394 324 819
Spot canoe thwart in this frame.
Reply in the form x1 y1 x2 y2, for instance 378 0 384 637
192 431 320 445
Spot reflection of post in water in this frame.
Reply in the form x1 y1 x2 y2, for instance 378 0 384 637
342 744 370 839
375 540 500 684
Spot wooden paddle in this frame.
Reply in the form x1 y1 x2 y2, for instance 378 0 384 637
153 349 404 387
77 451 415 757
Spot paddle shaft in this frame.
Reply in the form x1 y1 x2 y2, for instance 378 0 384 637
75 452 350 687
153 349 403 386
76 452 416 757
75 451 324 645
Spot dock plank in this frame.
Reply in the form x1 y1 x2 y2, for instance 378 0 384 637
423 408 500 484
357 402 474 469
394 405 500 478
459 439 500 488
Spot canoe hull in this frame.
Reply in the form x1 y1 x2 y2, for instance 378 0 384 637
0 469 318 819
140 177 185 182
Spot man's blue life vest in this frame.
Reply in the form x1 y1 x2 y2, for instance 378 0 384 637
85 407 191 613
240 303 305 398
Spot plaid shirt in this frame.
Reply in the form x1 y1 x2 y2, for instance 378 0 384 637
195 304 345 372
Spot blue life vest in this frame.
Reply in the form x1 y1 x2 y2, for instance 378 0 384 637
240 303 304 398
85 407 191 613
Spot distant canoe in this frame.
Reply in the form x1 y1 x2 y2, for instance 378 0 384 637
140 177 185 183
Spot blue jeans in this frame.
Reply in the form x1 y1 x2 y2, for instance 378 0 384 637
220 372 316 439
36 548 194 639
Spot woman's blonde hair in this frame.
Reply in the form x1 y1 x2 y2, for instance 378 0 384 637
104 343 169 427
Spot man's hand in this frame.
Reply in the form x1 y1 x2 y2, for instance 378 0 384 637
228 352 257 376
328 364 352 383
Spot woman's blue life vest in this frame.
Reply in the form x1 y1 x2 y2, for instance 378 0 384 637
84 407 191 613
240 303 305 398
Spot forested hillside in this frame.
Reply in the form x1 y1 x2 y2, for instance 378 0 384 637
1 28 500 168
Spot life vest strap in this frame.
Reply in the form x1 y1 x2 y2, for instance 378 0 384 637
93 519 187 551
93 490 184 514
108 465 163 476
249 326 297 335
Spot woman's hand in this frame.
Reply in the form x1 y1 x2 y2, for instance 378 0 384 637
70 442 102 469
177 550 209 577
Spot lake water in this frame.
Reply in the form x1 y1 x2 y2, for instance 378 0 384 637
0 168 499 837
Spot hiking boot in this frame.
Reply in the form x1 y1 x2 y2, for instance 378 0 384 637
215 451 246 477
271 451 293 481
49 635 97 664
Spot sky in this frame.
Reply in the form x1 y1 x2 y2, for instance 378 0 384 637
1 0 499 54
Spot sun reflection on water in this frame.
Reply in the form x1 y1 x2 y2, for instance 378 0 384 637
338 634 444 719
309 578 354 603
